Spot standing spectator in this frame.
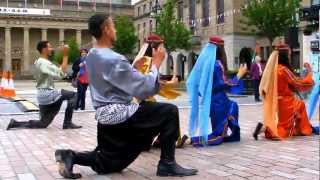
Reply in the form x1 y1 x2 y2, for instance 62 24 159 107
301 62 312 99
76 49 89 110
72 49 87 86
250 56 263 102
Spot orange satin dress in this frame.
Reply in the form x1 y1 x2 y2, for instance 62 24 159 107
265 65 315 139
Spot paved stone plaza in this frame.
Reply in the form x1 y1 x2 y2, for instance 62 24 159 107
0 81 319 180
0 107 319 180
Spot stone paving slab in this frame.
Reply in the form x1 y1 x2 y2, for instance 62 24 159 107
0 99 21 114
0 106 319 180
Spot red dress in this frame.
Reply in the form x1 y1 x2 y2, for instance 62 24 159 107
265 65 314 139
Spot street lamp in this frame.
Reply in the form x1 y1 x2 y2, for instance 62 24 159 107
150 0 162 30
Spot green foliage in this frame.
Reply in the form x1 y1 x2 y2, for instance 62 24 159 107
68 39 80 64
175 21 193 50
241 0 301 44
156 0 192 52
53 38 80 65
113 16 138 55
53 51 63 65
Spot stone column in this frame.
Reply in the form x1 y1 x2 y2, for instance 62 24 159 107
41 28 47 41
76 29 82 46
23 27 30 75
92 36 96 46
263 47 267 60
4 27 12 71
59 29 65 45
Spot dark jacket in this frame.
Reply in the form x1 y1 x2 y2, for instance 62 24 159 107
72 57 82 79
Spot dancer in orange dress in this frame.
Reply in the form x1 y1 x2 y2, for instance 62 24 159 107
253 44 319 140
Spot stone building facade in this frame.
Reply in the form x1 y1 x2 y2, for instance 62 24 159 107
134 0 164 50
173 0 314 70
134 0 257 72
0 0 133 77
134 0 315 80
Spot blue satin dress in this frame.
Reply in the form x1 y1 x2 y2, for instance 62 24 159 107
191 60 241 147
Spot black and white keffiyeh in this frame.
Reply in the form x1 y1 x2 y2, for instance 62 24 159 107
95 102 139 125
37 89 62 105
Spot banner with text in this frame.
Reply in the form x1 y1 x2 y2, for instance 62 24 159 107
0 7 50 16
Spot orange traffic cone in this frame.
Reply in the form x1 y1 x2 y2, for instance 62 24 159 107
0 71 8 97
0 71 16 98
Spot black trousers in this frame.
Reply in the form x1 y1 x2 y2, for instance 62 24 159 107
73 101 180 174
253 79 261 101
13 89 76 129
76 82 88 110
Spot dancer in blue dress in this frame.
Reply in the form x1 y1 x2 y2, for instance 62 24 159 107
187 36 247 147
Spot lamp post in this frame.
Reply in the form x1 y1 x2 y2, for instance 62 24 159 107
150 0 162 31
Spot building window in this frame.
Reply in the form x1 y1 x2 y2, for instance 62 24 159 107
312 0 320 5
149 1 153 12
189 0 196 34
137 24 141 50
177 1 183 21
143 4 147 13
202 0 210 26
217 0 224 24
138 7 141 16
149 20 153 32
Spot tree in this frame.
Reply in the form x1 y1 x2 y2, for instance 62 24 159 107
175 21 193 50
155 0 192 52
113 16 138 55
53 38 80 65
241 0 301 45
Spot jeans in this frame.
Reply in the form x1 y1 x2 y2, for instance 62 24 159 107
76 82 88 110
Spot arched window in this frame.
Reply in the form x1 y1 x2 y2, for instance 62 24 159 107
217 0 224 24
202 0 210 26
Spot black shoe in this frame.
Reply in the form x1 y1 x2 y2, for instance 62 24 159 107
6 119 16 130
224 127 241 142
157 161 198 177
253 122 263 140
176 135 189 148
63 123 82 129
55 149 82 179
